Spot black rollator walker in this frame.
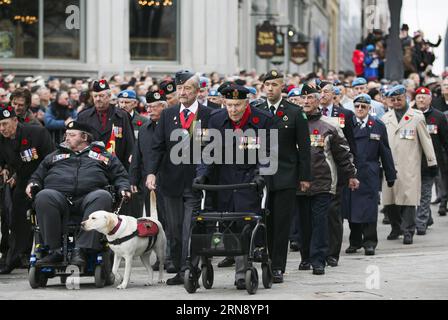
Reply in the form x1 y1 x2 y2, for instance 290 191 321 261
184 182 273 295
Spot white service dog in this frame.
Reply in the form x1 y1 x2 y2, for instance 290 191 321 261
82 211 166 289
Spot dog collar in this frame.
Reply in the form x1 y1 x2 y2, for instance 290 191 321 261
108 217 122 236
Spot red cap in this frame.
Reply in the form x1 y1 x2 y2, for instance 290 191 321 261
415 87 432 96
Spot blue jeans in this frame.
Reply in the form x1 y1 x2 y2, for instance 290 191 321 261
297 193 332 268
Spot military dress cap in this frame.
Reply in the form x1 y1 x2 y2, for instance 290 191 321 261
387 85 406 97
352 77 368 87
221 85 250 100
175 70 195 86
415 87 432 96
0 104 16 120
199 77 210 89
263 70 284 82
288 87 302 98
300 84 319 96
92 79 110 92
66 121 94 135
208 89 220 97
354 94 372 105
117 90 137 100
159 80 176 95
146 90 167 104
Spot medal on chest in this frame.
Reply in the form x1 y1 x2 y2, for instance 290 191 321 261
310 129 325 147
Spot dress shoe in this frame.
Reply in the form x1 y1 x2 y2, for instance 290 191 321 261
218 257 235 268
416 229 426 236
289 241 299 252
403 235 413 245
345 246 361 254
70 248 87 268
235 279 246 290
387 231 403 240
431 198 441 205
312 266 325 275
166 262 178 274
326 256 338 267
364 247 375 256
166 273 184 285
439 206 447 216
382 214 390 225
272 270 284 283
37 251 63 265
298 261 311 271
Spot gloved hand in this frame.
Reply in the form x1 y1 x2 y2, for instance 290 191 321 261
387 181 395 188
428 166 439 178
252 175 265 192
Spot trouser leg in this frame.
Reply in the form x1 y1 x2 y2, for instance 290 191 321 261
327 190 343 260
362 222 378 249
388 205 402 235
416 175 433 231
297 196 311 263
348 222 363 248
309 194 331 268
400 206 416 237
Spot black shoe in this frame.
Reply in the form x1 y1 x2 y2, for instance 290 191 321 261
326 256 338 267
70 248 87 268
416 229 426 236
272 270 284 283
298 261 311 271
382 213 390 225
218 257 235 268
431 198 441 205
428 218 434 227
37 251 63 265
166 273 184 285
345 246 361 254
166 262 178 274
403 235 413 245
439 207 447 216
364 247 375 256
312 266 325 275
235 279 246 290
387 231 403 240
289 241 299 252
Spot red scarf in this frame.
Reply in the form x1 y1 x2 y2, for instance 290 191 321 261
180 109 196 130
231 105 251 130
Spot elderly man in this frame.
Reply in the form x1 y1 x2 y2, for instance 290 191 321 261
207 89 223 108
0 104 54 274
198 77 220 110
256 70 311 283
344 94 396 256
382 85 438 245
117 89 148 139
146 71 213 285
413 87 448 233
10 88 41 126
349 78 385 119
77 80 134 170
159 80 178 107
27 121 130 266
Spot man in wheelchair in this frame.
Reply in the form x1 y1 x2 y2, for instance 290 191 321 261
25 121 131 268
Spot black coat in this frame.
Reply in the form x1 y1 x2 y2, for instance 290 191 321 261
257 99 311 190
343 116 396 223
77 105 135 170
432 96 448 113
147 104 213 197
129 120 157 186
29 143 130 197
0 123 54 184
205 101 222 110
197 107 274 213
330 105 358 161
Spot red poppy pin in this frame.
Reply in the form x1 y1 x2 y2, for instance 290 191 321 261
21 138 28 145
313 129 319 135
159 90 165 96
252 117 260 124
201 81 207 88
404 116 410 121
339 113 345 118
277 111 284 117
24 117 30 123
368 120 374 128
7 106 12 112
430 117 436 124
136 120 143 127
92 147 101 153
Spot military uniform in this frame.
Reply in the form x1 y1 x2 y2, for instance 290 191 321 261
0 105 54 273
131 111 149 139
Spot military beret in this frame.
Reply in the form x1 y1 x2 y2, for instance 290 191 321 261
221 85 250 100
318 81 333 90
92 79 110 92
387 85 406 97
354 94 372 105
0 104 16 120
199 77 210 89
300 84 319 96
208 89 220 97
288 87 302 98
333 87 341 95
117 90 137 100
234 79 247 86
66 121 94 135
352 77 367 87
159 80 176 95
217 81 233 94
246 87 257 95
175 70 195 86
146 90 167 104
415 87 432 96
263 70 284 83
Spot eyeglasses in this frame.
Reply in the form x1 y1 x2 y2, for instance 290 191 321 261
354 104 369 109
389 97 404 103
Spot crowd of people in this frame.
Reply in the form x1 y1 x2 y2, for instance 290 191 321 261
0 61 448 289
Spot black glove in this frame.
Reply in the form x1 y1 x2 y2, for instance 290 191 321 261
252 175 265 192
428 166 439 178
30 184 42 199
193 175 208 187
387 181 395 188
120 190 131 202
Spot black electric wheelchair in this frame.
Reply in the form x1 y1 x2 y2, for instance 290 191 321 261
184 181 273 295
27 187 117 289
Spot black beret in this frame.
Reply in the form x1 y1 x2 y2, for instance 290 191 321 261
175 70 195 86
234 79 247 86
159 80 176 94
66 121 94 135
318 81 333 90
300 84 319 96
0 104 16 120
92 79 110 92
221 85 250 100
263 70 284 83
146 90 167 104
217 81 233 94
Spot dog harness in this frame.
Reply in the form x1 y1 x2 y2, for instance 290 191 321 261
108 217 159 253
